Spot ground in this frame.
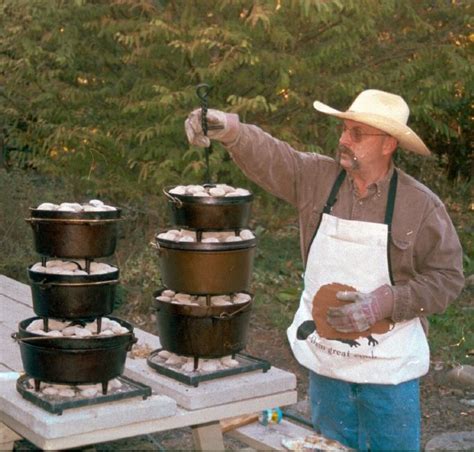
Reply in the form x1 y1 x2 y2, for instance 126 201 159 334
14 310 473 451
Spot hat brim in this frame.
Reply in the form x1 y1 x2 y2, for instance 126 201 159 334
313 101 430 156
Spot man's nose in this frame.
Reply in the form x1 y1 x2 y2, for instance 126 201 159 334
339 130 351 147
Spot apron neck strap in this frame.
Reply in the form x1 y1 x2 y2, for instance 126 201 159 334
323 169 398 226
384 169 398 228
306 167 399 269
323 170 346 214
385 169 398 285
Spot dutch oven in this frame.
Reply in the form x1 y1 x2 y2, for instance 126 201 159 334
153 290 252 358
14 316 136 386
164 186 253 230
155 234 256 295
28 264 119 319
26 207 122 259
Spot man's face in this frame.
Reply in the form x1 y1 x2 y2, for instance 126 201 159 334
336 120 389 172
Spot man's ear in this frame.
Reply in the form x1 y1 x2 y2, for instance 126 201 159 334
382 136 398 157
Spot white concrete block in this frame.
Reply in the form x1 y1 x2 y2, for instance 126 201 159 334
0 296 32 330
125 356 296 410
0 324 24 373
0 275 32 308
0 379 176 439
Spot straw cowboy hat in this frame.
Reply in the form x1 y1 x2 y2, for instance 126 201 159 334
313 89 430 156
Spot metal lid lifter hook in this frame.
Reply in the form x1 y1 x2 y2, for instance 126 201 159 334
196 83 212 185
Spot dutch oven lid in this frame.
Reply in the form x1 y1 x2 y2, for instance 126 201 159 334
155 234 257 251
154 290 252 318
164 186 253 206
15 316 135 350
28 264 120 283
29 207 122 221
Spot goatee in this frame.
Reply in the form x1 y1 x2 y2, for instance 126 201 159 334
336 144 360 170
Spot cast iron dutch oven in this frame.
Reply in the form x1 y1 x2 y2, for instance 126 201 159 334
26 207 122 258
155 234 256 295
153 290 252 358
14 316 136 385
164 186 253 230
28 264 119 319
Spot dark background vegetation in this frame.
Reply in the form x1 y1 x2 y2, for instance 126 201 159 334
1 0 472 370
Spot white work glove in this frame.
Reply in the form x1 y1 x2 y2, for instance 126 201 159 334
326 285 394 333
184 108 231 147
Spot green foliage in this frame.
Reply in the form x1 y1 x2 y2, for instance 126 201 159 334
0 0 472 195
252 224 304 329
0 169 73 282
428 291 474 366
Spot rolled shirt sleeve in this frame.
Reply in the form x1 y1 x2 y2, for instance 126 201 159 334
223 120 322 208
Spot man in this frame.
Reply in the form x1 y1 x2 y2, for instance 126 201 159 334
185 89 464 451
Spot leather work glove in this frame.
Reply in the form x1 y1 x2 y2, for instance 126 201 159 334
185 108 233 147
326 285 394 333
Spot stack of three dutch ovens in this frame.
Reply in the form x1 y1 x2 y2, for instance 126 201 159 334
154 185 256 359
15 202 136 394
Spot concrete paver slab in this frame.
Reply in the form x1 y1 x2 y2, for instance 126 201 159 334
0 377 176 439
125 355 297 410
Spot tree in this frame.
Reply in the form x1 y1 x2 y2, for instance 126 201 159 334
0 0 471 204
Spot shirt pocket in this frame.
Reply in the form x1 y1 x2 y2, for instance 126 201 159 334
390 232 414 278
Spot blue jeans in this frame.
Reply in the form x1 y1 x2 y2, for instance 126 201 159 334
309 371 421 451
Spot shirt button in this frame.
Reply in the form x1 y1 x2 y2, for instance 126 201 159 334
420 308 425 312
358 200 363 205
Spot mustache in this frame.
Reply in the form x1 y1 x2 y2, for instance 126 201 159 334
337 144 357 161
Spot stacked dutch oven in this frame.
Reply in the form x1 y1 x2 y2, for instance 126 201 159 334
15 200 136 394
154 183 256 363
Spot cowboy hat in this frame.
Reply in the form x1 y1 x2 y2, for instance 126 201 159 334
313 89 430 156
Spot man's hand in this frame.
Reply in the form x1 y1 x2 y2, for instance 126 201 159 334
326 285 394 333
185 108 231 147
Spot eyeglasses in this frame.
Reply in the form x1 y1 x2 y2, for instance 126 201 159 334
339 124 388 143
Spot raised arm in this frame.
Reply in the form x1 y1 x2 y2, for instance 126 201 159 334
185 109 325 208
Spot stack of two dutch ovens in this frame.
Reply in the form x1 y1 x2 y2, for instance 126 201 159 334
15 202 136 394
154 185 256 359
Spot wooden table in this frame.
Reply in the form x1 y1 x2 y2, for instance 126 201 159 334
0 274 298 451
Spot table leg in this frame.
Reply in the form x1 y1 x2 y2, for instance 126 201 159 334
0 422 22 451
191 421 225 451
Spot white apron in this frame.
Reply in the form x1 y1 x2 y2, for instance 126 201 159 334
287 170 429 384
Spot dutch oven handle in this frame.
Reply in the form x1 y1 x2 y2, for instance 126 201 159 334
25 218 122 224
25 218 40 232
149 241 161 256
162 188 183 208
12 332 137 345
11 332 69 343
214 302 251 320
127 332 138 351
12 332 34 343
33 279 120 289
11 332 49 343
